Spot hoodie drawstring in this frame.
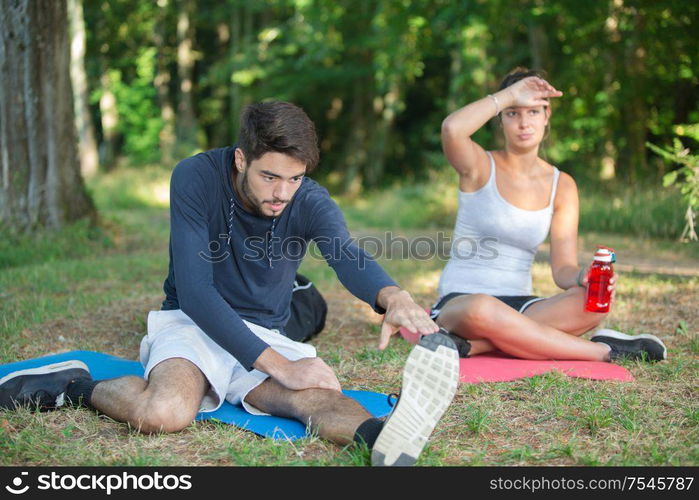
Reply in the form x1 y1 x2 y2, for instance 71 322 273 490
268 217 277 269
227 198 235 246
228 198 277 269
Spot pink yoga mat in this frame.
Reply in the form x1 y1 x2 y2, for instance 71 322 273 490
399 328 634 383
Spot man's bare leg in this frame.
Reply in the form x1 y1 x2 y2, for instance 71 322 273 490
244 378 372 445
246 333 460 467
90 358 208 433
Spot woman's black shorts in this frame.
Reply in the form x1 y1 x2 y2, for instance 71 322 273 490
429 292 546 320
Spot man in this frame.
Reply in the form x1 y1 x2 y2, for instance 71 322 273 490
0 101 459 466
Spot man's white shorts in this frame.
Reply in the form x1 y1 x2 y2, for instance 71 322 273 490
139 309 316 416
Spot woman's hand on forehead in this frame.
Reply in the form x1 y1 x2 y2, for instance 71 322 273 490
508 76 563 108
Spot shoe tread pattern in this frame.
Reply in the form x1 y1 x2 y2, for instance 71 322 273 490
371 334 459 466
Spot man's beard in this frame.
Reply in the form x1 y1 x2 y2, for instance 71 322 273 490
240 169 288 218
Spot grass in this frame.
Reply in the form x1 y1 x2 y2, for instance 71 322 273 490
0 165 697 466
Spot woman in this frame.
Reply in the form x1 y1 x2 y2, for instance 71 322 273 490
433 68 666 363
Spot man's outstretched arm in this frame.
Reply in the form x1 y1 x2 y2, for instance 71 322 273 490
307 190 439 349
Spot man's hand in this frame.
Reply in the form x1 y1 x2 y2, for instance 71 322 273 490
276 357 342 391
253 348 341 391
376 286 439 350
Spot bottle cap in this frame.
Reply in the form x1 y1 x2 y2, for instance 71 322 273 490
593 246 615 263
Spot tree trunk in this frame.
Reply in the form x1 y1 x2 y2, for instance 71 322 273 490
601 0 623 181
527 19 550 71
229 3 242 143
228 0 253 144
68 0 99 178
341 71 373 194
446 45 465 114
366 83 401 188
154 0 175 166
209 20 231 148
175 0 199 156
620 10 648 182
0 0 95 231
98 70 119 170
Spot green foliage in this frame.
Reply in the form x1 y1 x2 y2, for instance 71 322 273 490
96 49 164 164
647 123 699 241
75 0 699 190
112 49 164 164
83 0 163 164
53 0 698 246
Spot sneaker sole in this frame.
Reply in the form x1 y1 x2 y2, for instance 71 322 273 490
591 329 667 360
0 360 90 387
371 333 459 466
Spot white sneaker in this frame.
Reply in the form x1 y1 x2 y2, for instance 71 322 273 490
371 333 459 466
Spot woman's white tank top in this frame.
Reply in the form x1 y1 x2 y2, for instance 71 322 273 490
437 151 560 297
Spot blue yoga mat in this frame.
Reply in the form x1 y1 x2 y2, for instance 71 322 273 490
0 350 392 441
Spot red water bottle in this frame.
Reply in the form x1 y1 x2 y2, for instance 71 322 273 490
585 246 615 313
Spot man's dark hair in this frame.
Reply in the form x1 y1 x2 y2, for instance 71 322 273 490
238 101 319 172
498 67 547 91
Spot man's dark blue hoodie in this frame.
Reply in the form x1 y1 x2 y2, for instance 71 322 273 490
161 146 396 371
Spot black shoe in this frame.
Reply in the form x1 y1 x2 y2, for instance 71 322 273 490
371 332 459 466
591 329 667 362
0 360 91 410
438 327 471 358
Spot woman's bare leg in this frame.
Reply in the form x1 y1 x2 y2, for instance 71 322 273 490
436 294 610 361
522 286 608 335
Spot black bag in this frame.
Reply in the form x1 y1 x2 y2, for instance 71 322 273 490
284 274 327 342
